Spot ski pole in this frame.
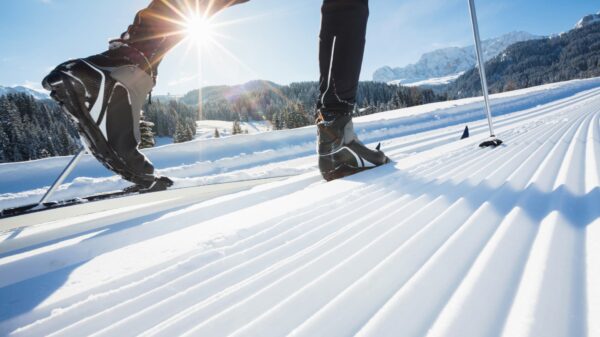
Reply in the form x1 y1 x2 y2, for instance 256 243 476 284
36 148 86 207
468 0 501 147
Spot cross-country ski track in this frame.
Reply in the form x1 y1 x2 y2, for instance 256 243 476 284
1 80 599 337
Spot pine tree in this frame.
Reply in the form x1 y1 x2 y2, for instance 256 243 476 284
232 120 242 135
185 124 195 141
214 128 220 138
173 119 194 143
139 115 156 149
57 124 73 156
9 102 26 161
38 148 51 159
174 120 186 143
0 128 9 162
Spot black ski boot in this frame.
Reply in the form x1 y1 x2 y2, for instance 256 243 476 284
317 111 390 181
42 45 172 190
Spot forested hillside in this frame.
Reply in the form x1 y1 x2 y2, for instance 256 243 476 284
143 99 198 142
181 80 445 126
0 94 80 163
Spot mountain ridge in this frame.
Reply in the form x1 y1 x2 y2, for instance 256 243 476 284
448 21 600 98
0 85 50 100
575 11 600 29
373 31 542 85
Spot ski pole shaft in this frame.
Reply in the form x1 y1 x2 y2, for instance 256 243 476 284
37 148 85 206
468 0 496 137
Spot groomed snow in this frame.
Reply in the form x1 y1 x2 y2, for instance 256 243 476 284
0 78 599 337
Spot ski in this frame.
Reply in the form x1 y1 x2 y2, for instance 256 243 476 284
0 175 175 219
2 189 143 219
0 175 294 221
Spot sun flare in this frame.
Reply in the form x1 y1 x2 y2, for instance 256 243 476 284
185 15 214 46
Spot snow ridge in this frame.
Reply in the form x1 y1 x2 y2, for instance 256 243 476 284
575 11 600 29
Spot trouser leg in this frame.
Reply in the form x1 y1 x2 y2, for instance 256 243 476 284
317 0 369 116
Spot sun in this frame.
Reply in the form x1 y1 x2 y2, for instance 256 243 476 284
185 15 214 46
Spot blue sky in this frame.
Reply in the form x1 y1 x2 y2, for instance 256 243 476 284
0 0 598 95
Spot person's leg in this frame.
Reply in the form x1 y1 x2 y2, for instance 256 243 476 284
42 0 247 189
316 0 390 181
317 0 369 116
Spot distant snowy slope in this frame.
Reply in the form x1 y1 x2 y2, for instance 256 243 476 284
0 75 598 337
373 31 540 85
0 85 50 100
389 73 465 88
195 120 272 139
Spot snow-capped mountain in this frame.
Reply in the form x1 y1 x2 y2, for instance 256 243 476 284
0 85 50 100
449 18 600 99
373 31 541 85
575 11 600 29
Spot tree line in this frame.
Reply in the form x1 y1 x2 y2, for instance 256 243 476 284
179 80 445 131
142 99 198 143
0 93 80 163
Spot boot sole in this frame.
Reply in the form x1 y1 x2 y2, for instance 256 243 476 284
319 147 391 182
322 157 391 181
321 164 378 182
42 69 156 187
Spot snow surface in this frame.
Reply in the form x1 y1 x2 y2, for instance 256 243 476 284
195 120 272 139
389 72 466 87
0 77 599 337
151 120 272 146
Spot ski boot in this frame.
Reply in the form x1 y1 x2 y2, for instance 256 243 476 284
42 45 172 190
317 110 390 181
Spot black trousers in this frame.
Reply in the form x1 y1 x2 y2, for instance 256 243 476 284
126 0 368 116
318 0 369 115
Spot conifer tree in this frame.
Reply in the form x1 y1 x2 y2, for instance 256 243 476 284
57 124 74 156
0 128 9 162
232 120 242 135
139 115 156 149
185 124 195 141
174 120 186 143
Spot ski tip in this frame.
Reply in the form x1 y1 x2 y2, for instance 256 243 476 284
376 143 382 151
